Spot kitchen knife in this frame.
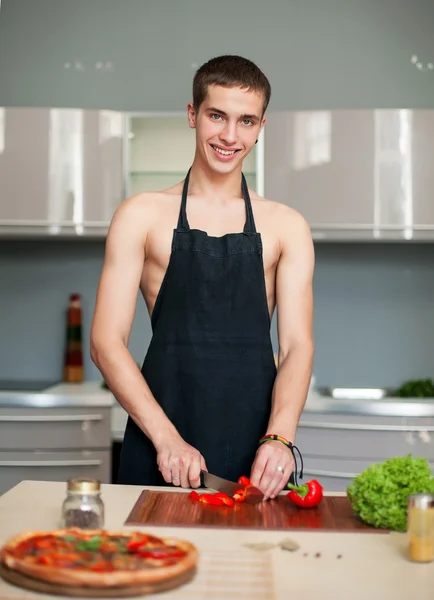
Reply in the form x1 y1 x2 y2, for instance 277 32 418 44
200 470 264 504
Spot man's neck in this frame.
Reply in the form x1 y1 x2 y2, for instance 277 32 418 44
187 157 244 201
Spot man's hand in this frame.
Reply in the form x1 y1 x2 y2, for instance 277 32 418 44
155 434 207 489
250 441 294 500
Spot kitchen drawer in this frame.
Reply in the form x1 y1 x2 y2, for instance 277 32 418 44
0 407 111 450
0 450 110 497
296 418 434 461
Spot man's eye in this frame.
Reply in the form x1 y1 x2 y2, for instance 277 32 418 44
243 119 254 126
210 114 222 121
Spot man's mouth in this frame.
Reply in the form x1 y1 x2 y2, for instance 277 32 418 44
210 144 240 157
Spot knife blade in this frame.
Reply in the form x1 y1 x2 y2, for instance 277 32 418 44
200 470 264 504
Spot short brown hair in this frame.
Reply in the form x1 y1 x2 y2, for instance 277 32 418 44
193 55 271 115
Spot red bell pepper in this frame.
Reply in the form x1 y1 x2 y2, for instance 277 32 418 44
189 490 200 501
286 479 323 508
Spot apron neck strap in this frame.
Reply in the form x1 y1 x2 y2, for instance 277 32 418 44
177 168 257 234
241 173 256 234
177 168 191 231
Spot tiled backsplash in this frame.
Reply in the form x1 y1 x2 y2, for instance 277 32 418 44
0 240 433 388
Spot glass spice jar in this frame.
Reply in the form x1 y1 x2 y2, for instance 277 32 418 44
407 493 434 563
61 478 105 530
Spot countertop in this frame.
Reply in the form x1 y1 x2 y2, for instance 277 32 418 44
303 390 434 418
2 379 434 438
0 382 114 408
0 481 431 600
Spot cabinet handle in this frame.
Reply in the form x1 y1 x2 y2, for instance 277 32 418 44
0 414 103 422
0 459 103 467
298 421 434 432
302 468 358 479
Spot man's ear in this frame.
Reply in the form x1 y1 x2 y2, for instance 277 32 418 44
187 102 196 129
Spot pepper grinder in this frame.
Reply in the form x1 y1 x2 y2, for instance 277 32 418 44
63 293 84 383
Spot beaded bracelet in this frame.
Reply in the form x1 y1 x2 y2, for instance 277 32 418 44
259 433 292 447
259 433 304 486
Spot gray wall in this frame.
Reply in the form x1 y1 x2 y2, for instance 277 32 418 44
1 0 434 111
0 240 433 389
1 0 434 388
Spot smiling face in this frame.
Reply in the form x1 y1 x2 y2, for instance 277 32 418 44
187 85 266 176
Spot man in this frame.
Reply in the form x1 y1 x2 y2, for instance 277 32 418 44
91 55 314 501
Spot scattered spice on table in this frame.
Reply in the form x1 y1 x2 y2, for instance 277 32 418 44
278 537 300 552
243 542 276 551
243 537 300 553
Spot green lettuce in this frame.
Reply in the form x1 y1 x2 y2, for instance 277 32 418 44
347 455 434 532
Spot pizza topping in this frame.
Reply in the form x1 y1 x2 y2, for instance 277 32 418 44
5 530 188 572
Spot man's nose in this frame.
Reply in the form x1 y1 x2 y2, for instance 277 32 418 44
219 122 237 145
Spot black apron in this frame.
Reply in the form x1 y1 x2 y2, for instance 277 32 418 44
118 169 277 485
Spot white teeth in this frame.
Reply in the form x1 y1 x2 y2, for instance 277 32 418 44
212 145 236 156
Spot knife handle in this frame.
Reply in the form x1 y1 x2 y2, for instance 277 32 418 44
199 469 206 487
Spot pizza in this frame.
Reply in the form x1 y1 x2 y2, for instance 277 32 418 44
0 528 197 589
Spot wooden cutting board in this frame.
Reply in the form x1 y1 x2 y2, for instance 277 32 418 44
125 491 388 533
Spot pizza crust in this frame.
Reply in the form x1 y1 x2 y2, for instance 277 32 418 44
0 529 198 588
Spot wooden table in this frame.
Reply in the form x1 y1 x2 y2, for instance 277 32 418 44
0 481 432 600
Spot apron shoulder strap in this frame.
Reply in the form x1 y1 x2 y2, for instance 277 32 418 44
176 168 191 231
177 169 257 234
242 174 257 234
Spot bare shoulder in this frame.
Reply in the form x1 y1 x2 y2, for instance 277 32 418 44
250 191 313 248
108 187 181 240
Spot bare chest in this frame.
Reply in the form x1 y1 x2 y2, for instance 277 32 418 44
140 199 280 316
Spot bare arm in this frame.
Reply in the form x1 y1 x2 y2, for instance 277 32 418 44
91 196 206 488
90 197 178 447
250 209 315 498
267 211 315 441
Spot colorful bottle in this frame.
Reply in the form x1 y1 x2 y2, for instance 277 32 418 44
63 294 84 382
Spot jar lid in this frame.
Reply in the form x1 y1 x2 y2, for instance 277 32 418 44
67 477 101 492
408 493 434 510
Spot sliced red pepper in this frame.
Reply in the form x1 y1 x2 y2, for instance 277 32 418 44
138 549 187 559
286 479 323 508
237 475 251 486
125 536 151 552
213 492 235 507
37 555 54 565
189 490 200 501
232 488 247 503
198 493 225 506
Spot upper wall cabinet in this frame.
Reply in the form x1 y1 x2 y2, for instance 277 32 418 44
264 110 434 241
0 108 124 237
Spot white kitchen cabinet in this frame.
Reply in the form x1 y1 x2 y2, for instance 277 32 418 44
297 409 434 492
264 109 434 241
0 405 112 497
0 108 124 236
